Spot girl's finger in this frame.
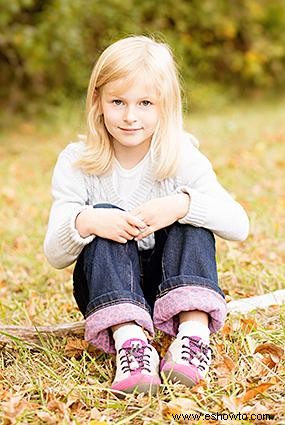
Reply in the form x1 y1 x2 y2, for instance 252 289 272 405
126 214 146 229
117 237 128 243
126 226 142 237
121 230 135 240
134 226 154 241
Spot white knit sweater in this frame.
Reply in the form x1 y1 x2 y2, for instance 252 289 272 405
44 134 249 269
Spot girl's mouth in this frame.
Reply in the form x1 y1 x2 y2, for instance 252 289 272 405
119 127 142 132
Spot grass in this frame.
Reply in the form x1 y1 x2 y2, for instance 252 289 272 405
0 97 284 424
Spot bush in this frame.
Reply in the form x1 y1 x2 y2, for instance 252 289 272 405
1 0 285 110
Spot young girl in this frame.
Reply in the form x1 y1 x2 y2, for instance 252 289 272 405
44 36 249 395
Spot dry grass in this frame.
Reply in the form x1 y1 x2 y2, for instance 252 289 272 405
0 98 284 424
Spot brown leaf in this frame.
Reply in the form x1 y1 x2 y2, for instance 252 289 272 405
2 395 27 424
191 379 207 394
261 357 278 370
254 343 284 364
36 411 57 424
215 343 224 354
47 399 66 415
220 323 232 337
223 354 236 371
162 397 199 419
152 333 173 357
64 338 90 358
238 382 275 404
214 353 236 387
240 318 258 333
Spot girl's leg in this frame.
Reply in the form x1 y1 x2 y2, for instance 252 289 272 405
153 222 226 336
151 223 227 386
73 204 160 394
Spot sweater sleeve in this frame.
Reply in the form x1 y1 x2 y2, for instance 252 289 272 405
174 136 249 241
43 143 95 269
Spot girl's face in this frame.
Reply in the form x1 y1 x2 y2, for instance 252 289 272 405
100 78 160 157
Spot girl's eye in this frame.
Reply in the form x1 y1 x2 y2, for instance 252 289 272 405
141 100 152 107
112 99 123 106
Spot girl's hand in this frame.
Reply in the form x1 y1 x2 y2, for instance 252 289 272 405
75 208 147 243
131 193 190 240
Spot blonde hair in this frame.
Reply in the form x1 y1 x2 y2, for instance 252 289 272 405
76 35 184 180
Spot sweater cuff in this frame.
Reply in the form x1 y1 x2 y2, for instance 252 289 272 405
58 205 95 256
176 186 207 226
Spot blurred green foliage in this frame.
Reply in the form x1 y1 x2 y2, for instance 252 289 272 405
1 0 285 111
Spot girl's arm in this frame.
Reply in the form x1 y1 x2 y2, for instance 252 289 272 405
132 136 249 242
173 138 249 241
44 143 146 269
44 143 95 269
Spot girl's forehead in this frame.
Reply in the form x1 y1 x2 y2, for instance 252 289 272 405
102 77 159 98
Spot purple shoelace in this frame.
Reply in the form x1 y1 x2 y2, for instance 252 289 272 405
181 336 211 372
118 340 152 374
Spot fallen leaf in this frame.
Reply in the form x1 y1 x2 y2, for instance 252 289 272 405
47 399 66 415
162 397 200 419
222 354 236 371
238 382 275 404
214 353 236 387
220 323 232 337
64 338 90 358
254 343 284 364
261 357 277 370
240 318 258 333
215 343 224 354
2 395 27 424
36 411 57 424
191 379 207 394
152 334 173 357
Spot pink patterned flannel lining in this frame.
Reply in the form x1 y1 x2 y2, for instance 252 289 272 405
154 286 227 336
85 286 227 353
85 303 154 353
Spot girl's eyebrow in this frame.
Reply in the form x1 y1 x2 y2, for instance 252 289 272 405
105 92 156 101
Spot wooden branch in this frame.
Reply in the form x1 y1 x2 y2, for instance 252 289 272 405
0 290 284 346
227 289 285 313
0 321 85 346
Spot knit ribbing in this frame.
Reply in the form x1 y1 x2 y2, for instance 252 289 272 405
57 205 95 255
176 186 208 227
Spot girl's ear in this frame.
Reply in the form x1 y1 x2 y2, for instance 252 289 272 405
93 89 102 113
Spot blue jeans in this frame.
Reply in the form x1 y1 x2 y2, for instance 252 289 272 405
73 204 227 353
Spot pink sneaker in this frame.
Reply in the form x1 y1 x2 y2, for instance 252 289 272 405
111 338 161 396
160 336 211 387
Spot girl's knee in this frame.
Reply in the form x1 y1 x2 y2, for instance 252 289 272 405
170 223 215 243
93 203 125 211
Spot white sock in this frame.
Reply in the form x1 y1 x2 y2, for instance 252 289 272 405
113 324 148 351
177 320 210 344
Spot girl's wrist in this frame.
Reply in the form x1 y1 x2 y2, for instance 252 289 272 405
75 209 93 238
175 193 190 219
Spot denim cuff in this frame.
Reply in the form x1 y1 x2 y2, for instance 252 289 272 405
153 285 227 336
85 303 154 353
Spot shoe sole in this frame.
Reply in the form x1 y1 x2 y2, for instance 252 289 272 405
111 383 160 398
161 369 196 388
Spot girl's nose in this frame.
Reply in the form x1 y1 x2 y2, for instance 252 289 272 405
123 106 137 123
